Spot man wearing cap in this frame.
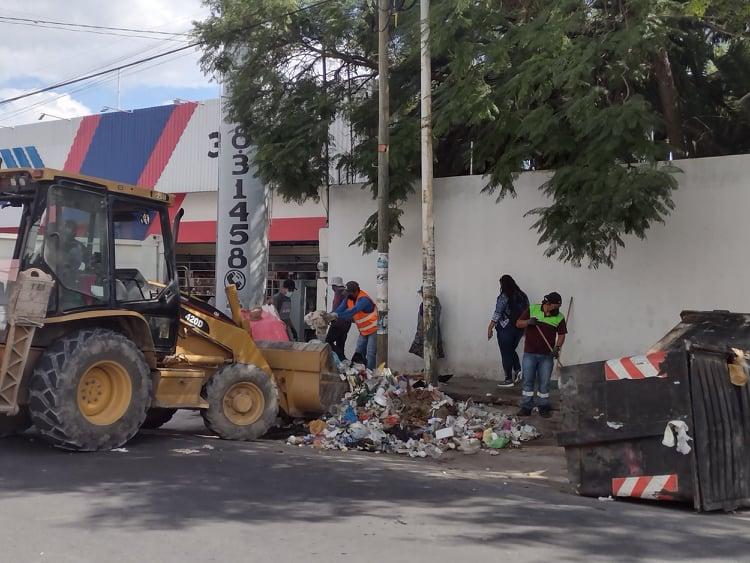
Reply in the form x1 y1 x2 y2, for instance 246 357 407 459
333 281 378 369
325 276 352 360
515 291 567 418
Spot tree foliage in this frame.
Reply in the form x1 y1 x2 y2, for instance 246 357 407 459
195 0 750 268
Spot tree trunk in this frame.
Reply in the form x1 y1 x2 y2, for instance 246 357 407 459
653 47 686 156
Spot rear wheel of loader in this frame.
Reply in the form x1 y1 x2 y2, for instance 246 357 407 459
202 364 278 441
141 408 177 430
28 329 152 451
0 408 32 438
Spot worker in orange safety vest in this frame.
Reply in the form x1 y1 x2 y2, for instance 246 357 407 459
332 280 378 369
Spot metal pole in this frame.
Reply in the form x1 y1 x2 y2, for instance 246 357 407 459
376 0 390 367
116 69 121 110
322 50 330 221
420 0 437 385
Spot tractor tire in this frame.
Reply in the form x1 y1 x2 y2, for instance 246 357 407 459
141 408 177 430
0 408 32 438
202 363 278 441
28 329 152 451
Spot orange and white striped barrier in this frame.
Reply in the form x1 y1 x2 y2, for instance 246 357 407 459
604 352 666 381
612 474 678 500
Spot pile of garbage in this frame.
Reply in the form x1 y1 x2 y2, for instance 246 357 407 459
287 363 540 458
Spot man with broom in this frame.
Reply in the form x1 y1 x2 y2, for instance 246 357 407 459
515 292 567 418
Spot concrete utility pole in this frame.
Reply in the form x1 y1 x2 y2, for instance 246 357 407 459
420 0 437 385
376 0 390 367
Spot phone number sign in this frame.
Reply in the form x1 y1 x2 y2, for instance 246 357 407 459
214 120 270 312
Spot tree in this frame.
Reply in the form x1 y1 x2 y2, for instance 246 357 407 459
195 0 750 268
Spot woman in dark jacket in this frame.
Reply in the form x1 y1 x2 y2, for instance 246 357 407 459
487 275 529 387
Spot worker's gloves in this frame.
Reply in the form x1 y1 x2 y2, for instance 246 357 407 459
324 312 338 323
553 346 561 359
526 317 538 326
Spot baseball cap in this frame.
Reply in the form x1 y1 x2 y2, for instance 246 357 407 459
543 291 562 305
329 276 344 287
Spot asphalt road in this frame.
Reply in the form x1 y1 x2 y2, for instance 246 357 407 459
0 416 748 563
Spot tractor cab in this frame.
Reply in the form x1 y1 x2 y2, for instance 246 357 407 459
0 168 180 352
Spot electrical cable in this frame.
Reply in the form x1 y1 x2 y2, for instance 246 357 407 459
0 38 182 123
0 0 337 108
0 19 189 41
0 15 188 36
0 42 201 106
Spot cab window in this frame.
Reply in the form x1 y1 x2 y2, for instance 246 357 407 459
37 186 110 311
112 199 170 303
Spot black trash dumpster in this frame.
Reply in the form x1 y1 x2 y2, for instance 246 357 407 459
557 310 750 512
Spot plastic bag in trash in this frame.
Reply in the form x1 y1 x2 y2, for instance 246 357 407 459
343 406 358 424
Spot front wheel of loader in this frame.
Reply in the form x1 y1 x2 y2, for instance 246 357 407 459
0 409 32 438
202 364 278 441
28 329 152 451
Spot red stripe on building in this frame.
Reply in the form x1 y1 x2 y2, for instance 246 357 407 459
63 115 101 172
137 103 197 188
178 216 326 244
620 357 646 379
177 220 215 243
269 216 327 242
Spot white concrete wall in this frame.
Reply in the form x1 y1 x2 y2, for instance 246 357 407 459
328 154 750 377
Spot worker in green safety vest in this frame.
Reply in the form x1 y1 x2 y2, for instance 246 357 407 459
515 292 568 418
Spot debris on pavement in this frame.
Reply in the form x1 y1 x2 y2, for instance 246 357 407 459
286 363 541 458
171 448 201 455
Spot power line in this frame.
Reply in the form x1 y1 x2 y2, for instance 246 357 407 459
0 19 190 41
0 37 183 123
0 42 201 106
0 0 337 108
0 15 188 36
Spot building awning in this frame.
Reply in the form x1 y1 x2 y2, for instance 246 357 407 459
178 216 327 244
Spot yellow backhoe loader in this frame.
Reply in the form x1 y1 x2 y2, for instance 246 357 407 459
0 168 344 451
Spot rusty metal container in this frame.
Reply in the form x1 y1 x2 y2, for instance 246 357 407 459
558 311 750 512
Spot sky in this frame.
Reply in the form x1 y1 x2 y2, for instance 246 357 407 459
0 0 220 126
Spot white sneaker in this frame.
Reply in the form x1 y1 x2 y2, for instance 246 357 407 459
514 370 523 384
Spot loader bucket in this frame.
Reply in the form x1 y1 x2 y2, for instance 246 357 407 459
256 341 347 418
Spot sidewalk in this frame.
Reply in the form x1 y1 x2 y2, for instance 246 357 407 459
441 375 561 447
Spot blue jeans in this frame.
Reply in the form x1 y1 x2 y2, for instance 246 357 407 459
521 353 554 409
356 333 377 370
496 326 523 381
